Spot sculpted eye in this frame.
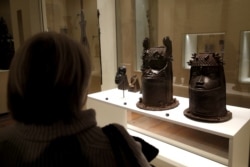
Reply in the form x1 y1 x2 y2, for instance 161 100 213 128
209 73 217 79
192 71 199 76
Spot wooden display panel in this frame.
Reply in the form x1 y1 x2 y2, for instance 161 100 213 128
127 111 229 164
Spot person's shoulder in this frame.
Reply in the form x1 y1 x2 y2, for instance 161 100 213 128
102 123 132 139
108 123 124 129
104 123 126 131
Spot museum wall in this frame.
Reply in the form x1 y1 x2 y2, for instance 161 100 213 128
9 0 43 49
0 72 8 114
97 0 117 90
0 0 12 34
0 0 102 113
115 0 136 80
116 0 250 108
0 0 43 114
45 0 101 76
157 0 250 83
0 0 9 114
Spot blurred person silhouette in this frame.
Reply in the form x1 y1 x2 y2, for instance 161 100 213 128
0 32 155 167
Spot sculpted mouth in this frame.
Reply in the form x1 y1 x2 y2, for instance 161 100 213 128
191 86 222 92
195 85 204 89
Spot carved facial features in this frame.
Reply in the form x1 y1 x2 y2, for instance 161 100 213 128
190 66 221 90
145 47 167 70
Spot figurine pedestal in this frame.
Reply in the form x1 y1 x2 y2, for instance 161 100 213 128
87 88 250 167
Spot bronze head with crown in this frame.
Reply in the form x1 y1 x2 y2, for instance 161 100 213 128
184 53 232 122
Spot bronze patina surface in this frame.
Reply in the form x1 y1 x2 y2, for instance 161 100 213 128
184 53 232 122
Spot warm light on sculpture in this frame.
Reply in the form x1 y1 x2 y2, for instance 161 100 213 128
137 37 179 110
184 53 232 122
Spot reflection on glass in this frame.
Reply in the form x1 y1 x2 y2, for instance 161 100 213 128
239 31 250 83
135 0 149 71
183 33 225 69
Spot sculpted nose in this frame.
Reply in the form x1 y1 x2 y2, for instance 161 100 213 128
196 75 204 85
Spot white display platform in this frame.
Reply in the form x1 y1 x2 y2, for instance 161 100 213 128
128 129 226 167
87 88 250 167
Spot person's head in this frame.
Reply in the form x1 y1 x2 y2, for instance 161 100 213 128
7 31 91 125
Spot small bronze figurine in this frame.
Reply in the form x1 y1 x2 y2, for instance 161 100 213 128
128 74 140 92
184 53 232 122
115 66 129 90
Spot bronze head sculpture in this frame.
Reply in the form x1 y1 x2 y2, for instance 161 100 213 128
137 36 179 110
184 53 232 122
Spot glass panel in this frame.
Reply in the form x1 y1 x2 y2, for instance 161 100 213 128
44 0 101 93
239 31 250 83
0 0 102 114
183 33 225 69
116 0 250 108
0 0 45 114
135 0 149 71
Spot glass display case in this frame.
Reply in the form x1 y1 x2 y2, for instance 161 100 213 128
1 0 250 166
115 0 250 108
109 0 250 166
0 0 102 114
